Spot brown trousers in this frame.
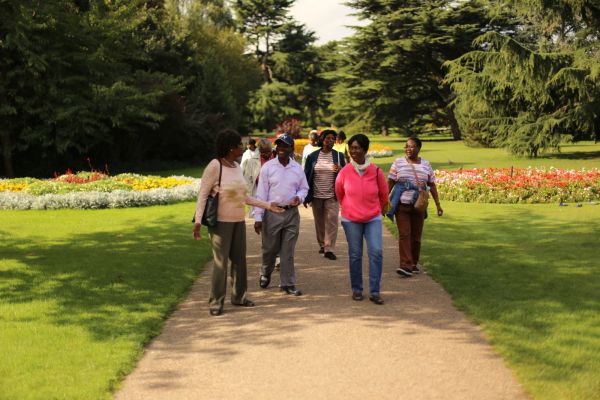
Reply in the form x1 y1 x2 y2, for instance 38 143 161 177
395 204 425 268
311 197 339 252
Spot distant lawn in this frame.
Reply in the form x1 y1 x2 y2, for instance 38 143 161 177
0 202 213 399
386 202 600 400
98 137 600 178
369 137 600 172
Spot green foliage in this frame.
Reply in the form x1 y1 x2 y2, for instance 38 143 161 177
233 0 294 60
248 80 301 131
445 1 600 156
330 0 489 138
0 0 261 177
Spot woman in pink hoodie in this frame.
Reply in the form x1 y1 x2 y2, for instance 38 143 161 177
335 134 389 304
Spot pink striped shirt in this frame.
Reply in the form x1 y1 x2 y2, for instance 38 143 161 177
388 157 435 204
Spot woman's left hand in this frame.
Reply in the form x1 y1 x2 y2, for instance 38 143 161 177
436 205 443 217
192 223 202 240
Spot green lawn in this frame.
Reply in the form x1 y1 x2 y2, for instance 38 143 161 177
1 139 599 399
0 202 213 399
386 202 600 400
370 137 600 172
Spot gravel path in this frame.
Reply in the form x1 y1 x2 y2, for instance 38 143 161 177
116 207 528 400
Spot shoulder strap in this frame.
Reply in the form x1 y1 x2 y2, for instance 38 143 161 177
217 159 223 186
406 157 422 188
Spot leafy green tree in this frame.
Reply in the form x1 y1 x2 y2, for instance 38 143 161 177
233 0 294 82
272 22 331 127
332 0 489 138
445 0 600 156
1 0 182 176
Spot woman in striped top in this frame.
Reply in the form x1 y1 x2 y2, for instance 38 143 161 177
304 129 346 260
387 137 443 277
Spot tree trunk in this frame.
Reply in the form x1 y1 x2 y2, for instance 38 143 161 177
446 107 462 140
0 131 15 178
261 53 272 84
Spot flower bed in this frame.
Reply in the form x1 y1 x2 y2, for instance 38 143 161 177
436 167 600 204
0 172 199 210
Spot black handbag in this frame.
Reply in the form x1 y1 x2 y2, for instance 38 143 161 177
192 160 222 227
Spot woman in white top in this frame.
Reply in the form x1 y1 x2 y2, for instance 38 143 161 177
387 137 443 277
301 130 320 167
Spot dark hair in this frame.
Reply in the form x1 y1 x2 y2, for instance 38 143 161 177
318 129 337 147
216 129 242 158
248 138 256 146
347 134 370 152
407 136 422 149
338 130 347 141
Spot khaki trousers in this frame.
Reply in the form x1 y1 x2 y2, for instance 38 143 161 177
395 204 425 268
261 208 300 287
311 197 339 252
207 221 248 310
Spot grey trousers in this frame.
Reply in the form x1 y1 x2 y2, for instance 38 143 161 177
261 208 300 287
311 197 339 252
208 221 248 310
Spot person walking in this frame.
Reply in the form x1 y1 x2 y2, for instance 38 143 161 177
254 134 309 296
241 138 272 217
333 130 350 163
301 130 320 167
193 129 283 316
335 134 389 305
387 137 443 277
241 138 258 165
304 129 346 260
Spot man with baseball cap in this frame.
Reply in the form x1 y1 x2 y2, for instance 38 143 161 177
254 134 309 296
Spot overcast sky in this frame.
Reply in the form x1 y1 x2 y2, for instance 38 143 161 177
289 0 364 44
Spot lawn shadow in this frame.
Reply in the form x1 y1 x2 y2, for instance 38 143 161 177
0 214 213 343
539 150 600 160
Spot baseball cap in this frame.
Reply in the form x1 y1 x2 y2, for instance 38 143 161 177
275 134 294 147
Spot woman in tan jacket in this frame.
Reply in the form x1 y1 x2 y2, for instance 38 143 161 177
193 129 283 316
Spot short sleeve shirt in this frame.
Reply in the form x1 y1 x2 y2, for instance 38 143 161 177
313 151 336 199
388 157 435 204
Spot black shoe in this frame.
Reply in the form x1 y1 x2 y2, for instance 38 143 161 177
259 274 271 289
324 251 337 260
319 247 325 254
352 292 364 301
369 295 384 305
233 299 255 307
396 267 413 277
281 286 302 296
209 308 223 316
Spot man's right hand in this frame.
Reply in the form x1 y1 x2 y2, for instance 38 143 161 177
254 221 262 235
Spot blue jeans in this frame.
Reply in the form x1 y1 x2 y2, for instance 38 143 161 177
341 217 383 295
